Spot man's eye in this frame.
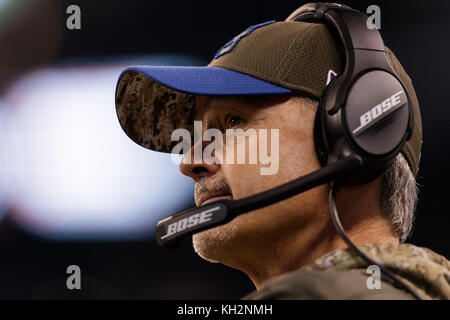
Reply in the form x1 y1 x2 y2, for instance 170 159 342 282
226 115 244 129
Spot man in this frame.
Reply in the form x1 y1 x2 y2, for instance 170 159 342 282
115 4 450 299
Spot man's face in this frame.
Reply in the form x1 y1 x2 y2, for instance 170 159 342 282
179 95 330 266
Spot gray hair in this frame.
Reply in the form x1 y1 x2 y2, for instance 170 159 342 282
381 153 419 242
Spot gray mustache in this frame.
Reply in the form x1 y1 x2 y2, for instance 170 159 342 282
194 178 232 204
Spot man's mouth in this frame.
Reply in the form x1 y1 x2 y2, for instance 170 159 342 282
197 194 233 207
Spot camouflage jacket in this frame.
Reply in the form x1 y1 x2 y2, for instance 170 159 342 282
243 243 450 300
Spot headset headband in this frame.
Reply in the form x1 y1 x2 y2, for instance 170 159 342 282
287 3 403 114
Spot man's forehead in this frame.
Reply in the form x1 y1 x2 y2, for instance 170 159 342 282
193 95 276 120
193 95 243 120
195 95 242 108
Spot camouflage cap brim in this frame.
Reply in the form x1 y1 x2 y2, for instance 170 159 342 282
116 70 195 153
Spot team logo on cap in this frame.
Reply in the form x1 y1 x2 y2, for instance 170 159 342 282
214 20 276 59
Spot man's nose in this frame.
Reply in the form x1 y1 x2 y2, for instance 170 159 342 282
179 140 220 181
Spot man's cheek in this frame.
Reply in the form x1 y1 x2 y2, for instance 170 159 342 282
278 132 319 175
221 163 258 198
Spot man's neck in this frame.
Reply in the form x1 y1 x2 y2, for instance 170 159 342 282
244 183 400 289
246 215 399 290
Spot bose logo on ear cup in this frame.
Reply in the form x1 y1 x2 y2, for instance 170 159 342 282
352 90 404 135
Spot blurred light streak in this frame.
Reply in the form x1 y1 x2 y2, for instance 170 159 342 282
0 57 197 240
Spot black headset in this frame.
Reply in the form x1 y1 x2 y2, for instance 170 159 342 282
286 3 413 185
155 3 421 299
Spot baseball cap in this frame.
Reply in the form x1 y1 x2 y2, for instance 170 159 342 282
115 19 422 176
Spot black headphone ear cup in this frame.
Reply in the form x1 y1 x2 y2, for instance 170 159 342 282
313 98 328 167
313 75 339 167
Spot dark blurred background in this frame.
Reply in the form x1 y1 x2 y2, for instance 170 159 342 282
0 0 448 299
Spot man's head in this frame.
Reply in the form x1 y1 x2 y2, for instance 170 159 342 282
180 93 417 281
115 7 422 286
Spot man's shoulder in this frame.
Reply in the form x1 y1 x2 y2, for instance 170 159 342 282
243 243 450 300
242 269 414 300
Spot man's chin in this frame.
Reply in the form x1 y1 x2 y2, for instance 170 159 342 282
192 222 238 264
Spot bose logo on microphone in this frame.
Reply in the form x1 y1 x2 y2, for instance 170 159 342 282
160 206 220 239
352 90 403 135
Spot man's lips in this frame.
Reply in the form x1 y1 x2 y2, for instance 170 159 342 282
197 194 232 207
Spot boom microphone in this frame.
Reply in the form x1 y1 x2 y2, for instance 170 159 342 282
155 154 362 247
